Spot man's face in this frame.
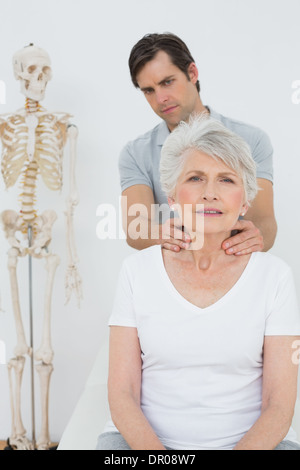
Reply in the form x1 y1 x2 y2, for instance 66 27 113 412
136 51 202 131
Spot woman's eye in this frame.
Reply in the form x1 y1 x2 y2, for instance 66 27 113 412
222 178 234 183
189 176 201 182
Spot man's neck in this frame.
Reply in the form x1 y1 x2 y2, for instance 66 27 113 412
194 99 210 116
165 99 210 133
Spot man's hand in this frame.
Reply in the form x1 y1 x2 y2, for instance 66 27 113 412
160 217 191 252
222 219 264 256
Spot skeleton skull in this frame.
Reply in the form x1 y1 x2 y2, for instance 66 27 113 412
13 44 52 102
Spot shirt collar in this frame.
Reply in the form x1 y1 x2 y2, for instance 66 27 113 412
207 107 221 122
157 120 171 146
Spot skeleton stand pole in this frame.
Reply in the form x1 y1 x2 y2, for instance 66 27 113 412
28 225 36 449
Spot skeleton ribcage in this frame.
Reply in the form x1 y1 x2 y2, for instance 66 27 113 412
1 113 67 190
0 112 68 225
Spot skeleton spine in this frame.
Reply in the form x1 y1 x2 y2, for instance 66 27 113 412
20 161 38 225
25 97 41 113
19 98 40 227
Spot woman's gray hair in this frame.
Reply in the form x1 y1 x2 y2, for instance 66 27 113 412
160 113 258 204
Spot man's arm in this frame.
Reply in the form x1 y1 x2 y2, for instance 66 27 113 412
122 184 190 251
222 178 277 255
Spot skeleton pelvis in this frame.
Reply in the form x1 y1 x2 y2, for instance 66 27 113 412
1 209 57 257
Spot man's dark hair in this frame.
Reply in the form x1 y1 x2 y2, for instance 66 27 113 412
129 33 200 93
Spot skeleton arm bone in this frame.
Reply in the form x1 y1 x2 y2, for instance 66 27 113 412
0 118 6 311
64 124 82 307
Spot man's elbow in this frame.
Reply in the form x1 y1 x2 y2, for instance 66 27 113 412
125 234 157 251
126 235 144 250
262 217 278 252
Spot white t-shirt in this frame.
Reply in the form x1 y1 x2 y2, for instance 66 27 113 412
103 245 300 450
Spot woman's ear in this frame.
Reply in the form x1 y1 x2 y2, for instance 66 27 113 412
168 196 175 210
240 203 249 217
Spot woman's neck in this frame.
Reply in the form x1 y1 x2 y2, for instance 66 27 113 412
186 231 232 271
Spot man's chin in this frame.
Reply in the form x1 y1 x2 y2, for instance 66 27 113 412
162 116 181 131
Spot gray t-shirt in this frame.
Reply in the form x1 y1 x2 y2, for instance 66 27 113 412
119 108 273 211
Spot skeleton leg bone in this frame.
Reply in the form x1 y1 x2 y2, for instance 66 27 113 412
7 247 31 357
34 253 59 450
35 253 60 365
35 363 53 450
7 357 34 450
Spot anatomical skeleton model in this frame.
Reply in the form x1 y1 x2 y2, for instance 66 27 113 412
0 44 82 450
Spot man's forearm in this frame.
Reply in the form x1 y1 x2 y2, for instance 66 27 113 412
125 215 161 250
247 215 277 252
127 235 159 250
259 216 277 252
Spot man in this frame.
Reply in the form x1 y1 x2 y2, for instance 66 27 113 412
120 33 277 255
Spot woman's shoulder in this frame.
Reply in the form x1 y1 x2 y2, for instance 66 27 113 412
122 245 161 272
252 251 292 277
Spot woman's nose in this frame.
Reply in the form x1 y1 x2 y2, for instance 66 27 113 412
202 183 218 201
203 194 217 201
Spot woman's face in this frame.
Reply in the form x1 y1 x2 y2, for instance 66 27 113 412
170 149 249 238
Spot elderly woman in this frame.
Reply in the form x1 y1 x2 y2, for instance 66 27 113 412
97 115 300 450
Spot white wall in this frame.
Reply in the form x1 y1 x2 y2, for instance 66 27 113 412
0 0 299 444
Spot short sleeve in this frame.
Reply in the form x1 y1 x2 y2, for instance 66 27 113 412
108 260 137 328
119 142 153 192
252 130 274 183
265 267 300 336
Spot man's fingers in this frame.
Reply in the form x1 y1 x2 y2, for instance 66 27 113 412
234 244 262 256
172 226 191 242
162 235 191 251
222 218 264 255
162 242 181 252
223 233 263 254
162 218 192 243
223 228 258 247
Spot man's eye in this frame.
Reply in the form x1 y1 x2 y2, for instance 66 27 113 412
164 80 173 86
143 89 153 95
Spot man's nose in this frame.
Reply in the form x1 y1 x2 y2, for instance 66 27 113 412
156 90 168 105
